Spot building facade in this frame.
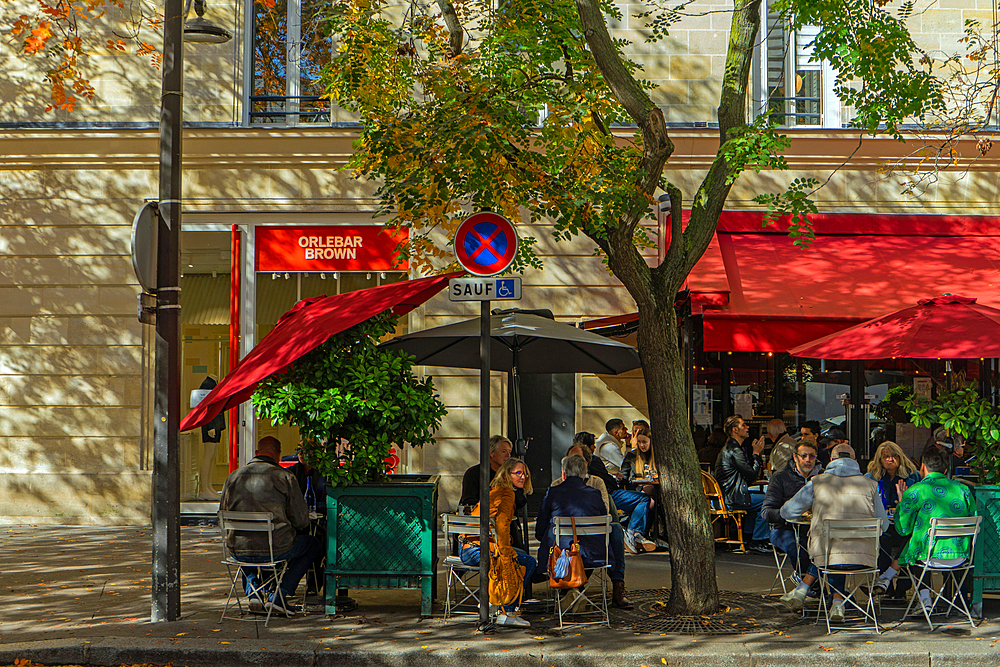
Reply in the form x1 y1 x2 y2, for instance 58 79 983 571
0 0 995 523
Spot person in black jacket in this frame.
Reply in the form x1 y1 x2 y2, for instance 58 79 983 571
715 414 769 553
762 439 821 573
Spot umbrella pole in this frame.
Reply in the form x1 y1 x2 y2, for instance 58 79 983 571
479 301 492 630
509 362 531 574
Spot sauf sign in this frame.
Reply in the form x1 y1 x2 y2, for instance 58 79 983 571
256 225 409 272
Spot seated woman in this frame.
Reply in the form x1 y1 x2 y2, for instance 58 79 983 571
621 425 657 497
460 457 536 627
865 441 921 597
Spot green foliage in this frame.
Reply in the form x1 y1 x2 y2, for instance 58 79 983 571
773 0 944 140
873 385 913 423
753 177 820 247
904 384 1000 484
252 311 447 487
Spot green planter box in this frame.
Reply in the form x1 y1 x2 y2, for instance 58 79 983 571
325 474 439 616
972 485 1000 615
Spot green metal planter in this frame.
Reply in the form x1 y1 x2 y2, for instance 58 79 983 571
972 485 1000 616
325 474 439 616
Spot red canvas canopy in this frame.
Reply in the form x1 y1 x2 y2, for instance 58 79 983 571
788 294 1000 360
180 272 459 432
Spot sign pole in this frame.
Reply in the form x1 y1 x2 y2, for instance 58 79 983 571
478 299 491 629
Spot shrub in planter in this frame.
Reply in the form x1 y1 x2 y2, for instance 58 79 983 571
903 383 1000 484
252 310 447 487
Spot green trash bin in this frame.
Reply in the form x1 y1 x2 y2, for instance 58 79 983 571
972 485 1000 616
325 474 439 616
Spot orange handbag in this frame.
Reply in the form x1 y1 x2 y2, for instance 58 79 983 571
548 516 588 589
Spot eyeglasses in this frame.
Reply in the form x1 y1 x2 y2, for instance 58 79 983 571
881 454 898 460
797 453 817 460
511 470 527 477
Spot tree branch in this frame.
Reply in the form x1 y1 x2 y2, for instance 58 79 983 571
436 0 463 57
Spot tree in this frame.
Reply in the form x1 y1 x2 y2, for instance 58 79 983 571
320 0 941 613
4 0 161 111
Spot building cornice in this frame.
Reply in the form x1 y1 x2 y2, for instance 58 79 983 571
0 126 996 171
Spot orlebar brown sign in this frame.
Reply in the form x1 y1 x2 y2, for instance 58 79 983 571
255 225 409 272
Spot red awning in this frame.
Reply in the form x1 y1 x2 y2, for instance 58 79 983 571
688 211 1000 352
180 272 459 432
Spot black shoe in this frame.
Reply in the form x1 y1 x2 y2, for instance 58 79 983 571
749 543 771 555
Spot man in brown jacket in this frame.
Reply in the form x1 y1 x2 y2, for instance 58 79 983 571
778 443 889 621
221 436 321 617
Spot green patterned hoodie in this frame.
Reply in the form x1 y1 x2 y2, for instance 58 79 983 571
895 472 976 566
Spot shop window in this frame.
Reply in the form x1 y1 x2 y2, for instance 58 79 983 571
249 0 333 125
755 1 840 128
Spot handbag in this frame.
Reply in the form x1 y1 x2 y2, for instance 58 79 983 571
489 543 525 607
548 516 588 589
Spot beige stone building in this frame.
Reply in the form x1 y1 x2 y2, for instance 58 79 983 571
0 0 996 523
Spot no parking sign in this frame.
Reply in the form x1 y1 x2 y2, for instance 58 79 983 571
454 212 518 276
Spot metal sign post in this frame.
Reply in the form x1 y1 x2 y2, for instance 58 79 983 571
452 212 520 630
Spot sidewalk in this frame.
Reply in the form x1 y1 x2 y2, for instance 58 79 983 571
1 524 998 667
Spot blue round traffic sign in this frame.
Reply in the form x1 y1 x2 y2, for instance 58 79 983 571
454 212 518 276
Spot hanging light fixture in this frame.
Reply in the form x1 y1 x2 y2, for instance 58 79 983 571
184 0 233 43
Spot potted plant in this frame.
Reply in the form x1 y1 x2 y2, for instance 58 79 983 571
253 309 447 616
903 382 1000 614
873 385 914 442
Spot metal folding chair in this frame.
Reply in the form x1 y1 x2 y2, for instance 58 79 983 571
218 510 291 627
903 516 981 631
440 513 495 620
816 518 882 634
701 471 746 552
551 515 613 629
769 542 793 596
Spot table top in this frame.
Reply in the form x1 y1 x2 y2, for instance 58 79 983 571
787 514 811 525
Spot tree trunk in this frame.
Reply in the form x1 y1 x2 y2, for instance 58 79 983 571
638 303 719 615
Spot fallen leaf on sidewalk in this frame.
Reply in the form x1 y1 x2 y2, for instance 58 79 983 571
819 646 836 651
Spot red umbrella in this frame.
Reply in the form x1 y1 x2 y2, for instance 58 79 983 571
180 272 460 432
788 294 1000 360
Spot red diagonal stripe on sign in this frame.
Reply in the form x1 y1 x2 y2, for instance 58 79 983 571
470 226 502 262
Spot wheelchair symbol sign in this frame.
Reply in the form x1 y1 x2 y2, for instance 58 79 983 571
496 279 515 298
448 277 522 302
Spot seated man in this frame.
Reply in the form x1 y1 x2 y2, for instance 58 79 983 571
595 418 629 475
574 431 655 554
535 455 619 603
716 414 769 553
542 441 632 608
895 446 977 615
779 443 888 622
766 418 798 474
220 436 322 617
762 439 821 576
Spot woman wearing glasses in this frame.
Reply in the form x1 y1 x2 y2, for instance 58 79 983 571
865 441 921 598
461 457 536 627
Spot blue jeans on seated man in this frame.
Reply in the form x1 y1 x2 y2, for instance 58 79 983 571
734 492 769 543
611 489 651 535
237 533 322 602
770 525 810 574
460 543 537 613
820 563 867 597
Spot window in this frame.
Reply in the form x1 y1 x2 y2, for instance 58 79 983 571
754 2 840 128
248 0 333 125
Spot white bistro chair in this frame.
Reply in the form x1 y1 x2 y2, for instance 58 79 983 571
903 515 982 631
816 518 883 634
441 513 495 620
218 510 290 627
551 515 613 629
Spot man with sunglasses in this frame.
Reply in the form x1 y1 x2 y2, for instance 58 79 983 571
762 439 822 578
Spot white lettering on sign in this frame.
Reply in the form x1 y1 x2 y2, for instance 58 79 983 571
297 235 364 261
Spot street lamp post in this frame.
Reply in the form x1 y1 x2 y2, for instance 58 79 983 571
151 0 231 622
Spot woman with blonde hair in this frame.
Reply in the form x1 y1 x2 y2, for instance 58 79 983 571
865 441 921 598
461 457 536 627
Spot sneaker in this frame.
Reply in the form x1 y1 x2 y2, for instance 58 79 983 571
640 537 657 552
749 542 771 555
872 578 890 596
830 600 845 623
496 613 530 628
624 531 639 555
780 587 807 612
246 588 266 613
790 571 803 587
266 592 298 617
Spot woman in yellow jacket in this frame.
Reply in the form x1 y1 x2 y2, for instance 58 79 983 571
460 456 536 627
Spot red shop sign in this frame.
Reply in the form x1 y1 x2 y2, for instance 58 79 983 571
255 225 409 272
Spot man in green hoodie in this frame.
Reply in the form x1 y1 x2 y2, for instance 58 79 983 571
895 446 977 615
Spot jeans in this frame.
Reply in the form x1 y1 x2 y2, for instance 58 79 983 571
734 492 769 543
611 489 651 535
609 522 626 584
236 533 322 599
821 563 866 596
460 543 536 613
770 525 810 574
